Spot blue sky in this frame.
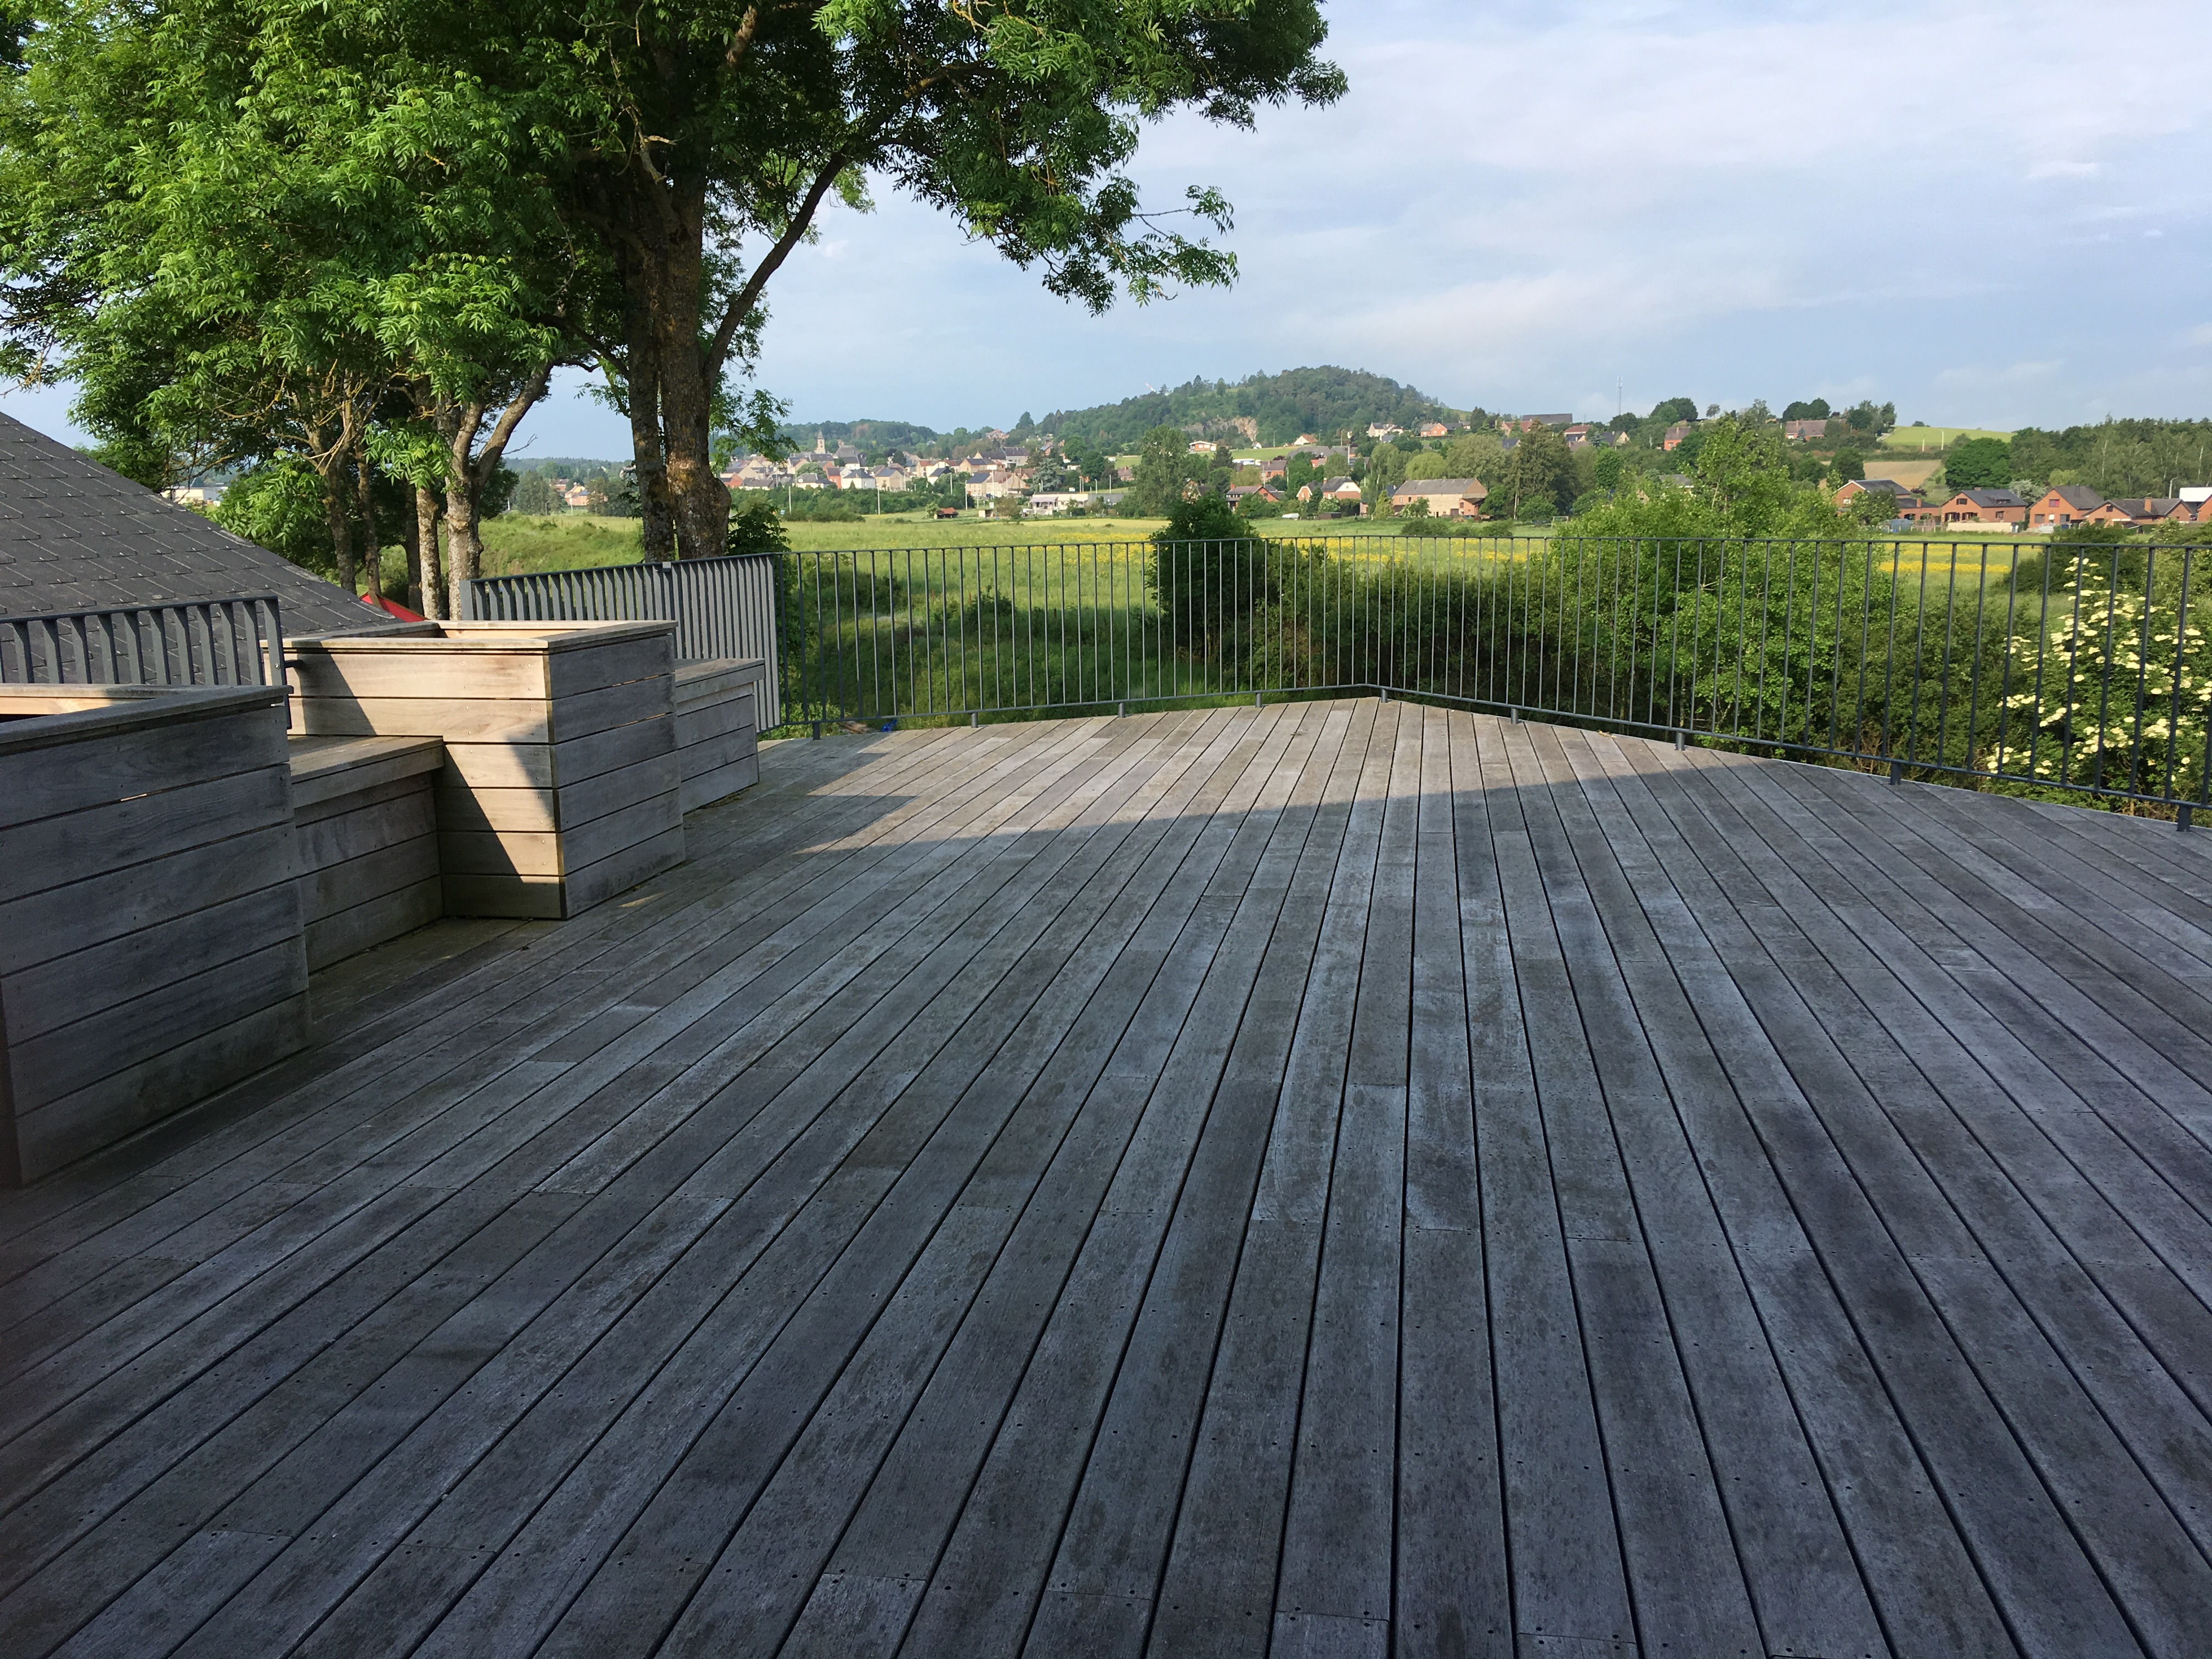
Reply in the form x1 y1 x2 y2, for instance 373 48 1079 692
7 0 2209 458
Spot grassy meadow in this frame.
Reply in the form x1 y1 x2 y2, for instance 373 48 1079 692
1877 426 2013 450
477 508 1419 573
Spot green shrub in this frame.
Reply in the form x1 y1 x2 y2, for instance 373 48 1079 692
1149 495 1272 656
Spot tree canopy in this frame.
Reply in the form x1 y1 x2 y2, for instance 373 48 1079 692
3 0 1346 579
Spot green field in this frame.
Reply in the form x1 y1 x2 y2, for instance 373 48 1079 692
478 509 1419 572
1878 426 2013 450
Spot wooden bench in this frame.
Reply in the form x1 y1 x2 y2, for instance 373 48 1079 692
287 620 685 919
674 657 765 811
286 734 446 972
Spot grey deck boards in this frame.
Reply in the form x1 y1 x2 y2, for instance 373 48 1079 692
7 704 2212 1659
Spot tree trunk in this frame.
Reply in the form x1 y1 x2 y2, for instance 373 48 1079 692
401 487 424 613
353 450 385 605
610 173 726 561
439 367 551 617
616 243 677 560
415 484 447 619
319 469 356 597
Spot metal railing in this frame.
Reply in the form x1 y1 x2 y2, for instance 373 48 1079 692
0 595 285 687
466 533 2212 822
464 554 782 728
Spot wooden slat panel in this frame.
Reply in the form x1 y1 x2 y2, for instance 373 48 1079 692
7 939 307 1110
299 835 441 927
672 658 764 706
675 691 754 748
544 675 673 746
680 755 758 814
437 716 676 792
436 749 680 836
0 766 291 906
0 824 300 974
288 648 548 702
9 994 307 1182
292 782 436 870
558 825 687 916
0 885 301 1045
304 878 443 973
286 736 445 811
545 632 673 701
292 695 552 744
0 706 286 831
439 870 565 919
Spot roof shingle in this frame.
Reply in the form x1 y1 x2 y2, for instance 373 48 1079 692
0 412 377 634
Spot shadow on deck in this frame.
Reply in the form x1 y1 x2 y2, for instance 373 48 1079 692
4 699 2212 1658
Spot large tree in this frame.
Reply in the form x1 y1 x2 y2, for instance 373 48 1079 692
494 0 1344 558
0 0 597 611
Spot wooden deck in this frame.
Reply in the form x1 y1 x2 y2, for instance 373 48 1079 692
7 698 2212 1659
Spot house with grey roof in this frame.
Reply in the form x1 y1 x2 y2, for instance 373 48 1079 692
0 410 374 635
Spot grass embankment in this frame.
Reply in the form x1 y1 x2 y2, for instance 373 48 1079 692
480 514 651 575
1878 426 2012 450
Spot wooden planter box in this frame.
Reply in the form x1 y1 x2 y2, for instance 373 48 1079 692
286 620 684 919
0 684 307 1184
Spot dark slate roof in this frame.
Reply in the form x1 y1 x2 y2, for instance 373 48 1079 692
0 411 375 635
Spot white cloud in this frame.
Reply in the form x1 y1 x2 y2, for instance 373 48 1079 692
10 0 2211 457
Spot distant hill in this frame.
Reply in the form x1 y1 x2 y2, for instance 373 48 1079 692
770 368 1470 458
775 419 945 453
1030 367 1466 450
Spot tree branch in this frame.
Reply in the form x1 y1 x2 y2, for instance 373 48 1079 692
471 362 553 487
706 153 845 375
724 4 761 71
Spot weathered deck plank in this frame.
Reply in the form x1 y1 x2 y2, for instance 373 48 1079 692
6 700 2212 1659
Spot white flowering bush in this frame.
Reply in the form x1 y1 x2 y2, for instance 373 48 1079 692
2001 566 2212 803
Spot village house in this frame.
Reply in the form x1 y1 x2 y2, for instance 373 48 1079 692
560 483 592 509
1365 422 1403 439
1909 488 2030 527
1562 425 1629 450
1227 484 1283 509
1023 492 1091 516
1389 477 1488 519
1260 456 1289 482
2025 486 2106 528
1835 478 1925 513
1318 476 1365 512
1662 422 1694 452
1781 419 1831 442
2090 497 2195 527
1418 422 1449 438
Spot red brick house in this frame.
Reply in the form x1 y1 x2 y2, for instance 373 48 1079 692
1929 488 2029 527
1662 422 1693 452
2027 486 2105 529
